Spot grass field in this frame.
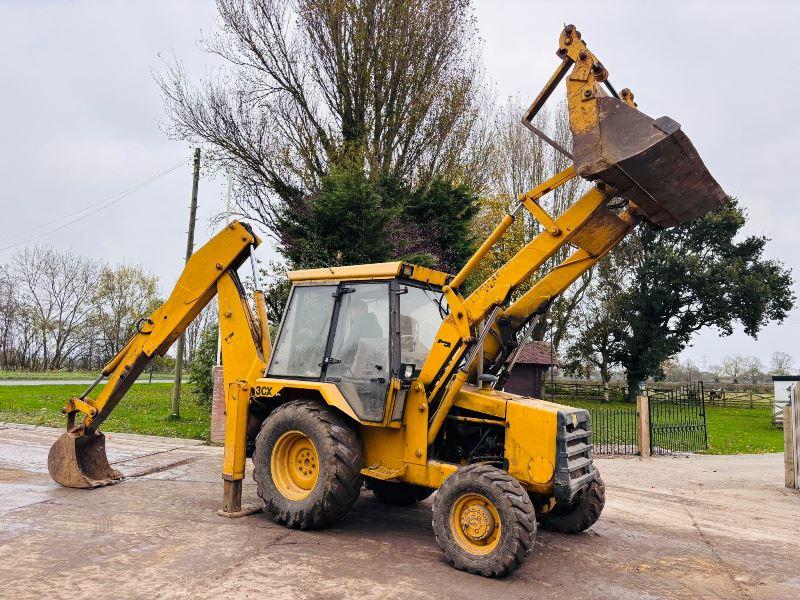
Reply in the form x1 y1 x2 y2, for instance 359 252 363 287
0 383 210 439
0 370 174 381
565 398 783 455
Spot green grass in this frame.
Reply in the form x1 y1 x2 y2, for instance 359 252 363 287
0 383 210 440
703 406 783 454
559 398 783 455
0 370 174 381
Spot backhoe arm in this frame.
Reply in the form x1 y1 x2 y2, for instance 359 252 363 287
48 220 268 490
65 221 260 434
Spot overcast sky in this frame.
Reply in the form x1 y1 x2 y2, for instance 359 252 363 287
1 0 798 370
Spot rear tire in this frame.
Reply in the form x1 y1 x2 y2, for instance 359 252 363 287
253 400 363 530
432 464 536 577
537 468 605 534
366 479 434 506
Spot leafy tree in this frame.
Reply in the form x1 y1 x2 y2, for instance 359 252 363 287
610 198 794 400
188 322 219 408
564 256 625 402
276 163 395 267
274 160 479 272
398 178 480 273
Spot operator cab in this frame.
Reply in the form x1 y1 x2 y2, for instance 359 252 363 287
266 262 451 422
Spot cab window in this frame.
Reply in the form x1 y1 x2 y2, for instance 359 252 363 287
268 285 336 378
399 285 444 373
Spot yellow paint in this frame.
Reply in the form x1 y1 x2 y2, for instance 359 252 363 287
218 271 268 481
253 378 361 422
504 398 560 494
287 261 450 287
270 430 319 500
450 493 502 555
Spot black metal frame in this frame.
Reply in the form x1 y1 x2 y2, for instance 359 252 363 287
648 382 708 454
587 407 639 456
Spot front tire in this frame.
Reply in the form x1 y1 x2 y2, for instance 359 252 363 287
538 468 605 534
432 464 536 577
253 400 363 529
366 479 434 506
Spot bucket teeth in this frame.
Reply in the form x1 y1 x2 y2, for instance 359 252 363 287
572 96 726 228
48 430 123 489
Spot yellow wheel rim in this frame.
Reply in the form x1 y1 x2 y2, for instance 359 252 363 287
271 430 320 500
449 493 501 555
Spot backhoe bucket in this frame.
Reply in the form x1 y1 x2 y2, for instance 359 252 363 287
47 430 123 489
572 95 726 228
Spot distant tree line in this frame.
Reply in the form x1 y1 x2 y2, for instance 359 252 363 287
0 246 209 372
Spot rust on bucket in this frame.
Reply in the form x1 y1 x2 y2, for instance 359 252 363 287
47 429 123 489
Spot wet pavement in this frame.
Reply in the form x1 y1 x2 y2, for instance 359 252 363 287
0 422 798 599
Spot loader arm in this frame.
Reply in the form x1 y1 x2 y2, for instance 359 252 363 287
419 24 725 444
48 220 269 489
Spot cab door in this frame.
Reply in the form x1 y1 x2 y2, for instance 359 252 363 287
323 282 391 421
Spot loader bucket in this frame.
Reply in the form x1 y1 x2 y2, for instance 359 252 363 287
47 430 123 488
572 95 726 228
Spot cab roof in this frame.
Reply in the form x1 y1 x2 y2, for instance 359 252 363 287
286 261 451 288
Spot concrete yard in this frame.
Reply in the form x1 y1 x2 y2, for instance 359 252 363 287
0 423 798 599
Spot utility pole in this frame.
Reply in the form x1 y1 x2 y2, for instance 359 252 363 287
172 147 201 419
216 170 232 367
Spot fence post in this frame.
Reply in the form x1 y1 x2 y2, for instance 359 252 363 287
636 393 651 458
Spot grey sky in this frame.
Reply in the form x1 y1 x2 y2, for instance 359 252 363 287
1 0 797 370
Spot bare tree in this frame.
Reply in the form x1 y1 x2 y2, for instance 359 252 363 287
742 356 765 384
158 0 487 236
0 266 19 367
93 264 160 363
471 97 588 353
185 305 216 364
11 247 100 369
769 351 795 375
660 357 683 381
721 354 748 383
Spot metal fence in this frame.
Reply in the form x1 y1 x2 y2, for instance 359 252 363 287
587 407 638 455
648 383 708 454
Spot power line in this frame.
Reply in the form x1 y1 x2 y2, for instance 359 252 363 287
0 157 190 252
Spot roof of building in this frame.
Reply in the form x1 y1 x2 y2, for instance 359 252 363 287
509 341 561 367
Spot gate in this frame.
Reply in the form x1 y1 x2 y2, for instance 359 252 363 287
648 383 708 454
587 408 638 455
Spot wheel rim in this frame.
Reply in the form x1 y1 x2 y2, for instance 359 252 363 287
449 493 501 555
271 430 320 500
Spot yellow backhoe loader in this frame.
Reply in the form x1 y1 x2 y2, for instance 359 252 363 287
48 25 725 577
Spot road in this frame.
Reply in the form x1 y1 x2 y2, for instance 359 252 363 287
0 423 798 599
